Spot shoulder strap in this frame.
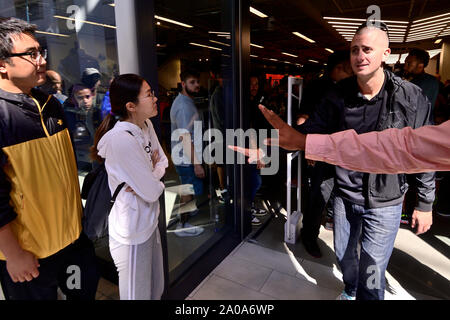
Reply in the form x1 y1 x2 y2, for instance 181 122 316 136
109 182 126 209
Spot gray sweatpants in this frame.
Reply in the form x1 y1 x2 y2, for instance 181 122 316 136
109 229 164 300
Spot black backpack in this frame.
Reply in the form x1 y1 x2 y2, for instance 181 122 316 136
81 163 125 240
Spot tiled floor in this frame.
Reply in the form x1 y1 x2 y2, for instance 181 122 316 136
2 220 448 301
188 223 448 300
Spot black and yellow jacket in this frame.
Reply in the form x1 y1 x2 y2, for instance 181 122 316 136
0 87 82 260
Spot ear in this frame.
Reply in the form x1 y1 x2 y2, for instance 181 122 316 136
125 101 136 113
0 59 7 74
382 48 391 63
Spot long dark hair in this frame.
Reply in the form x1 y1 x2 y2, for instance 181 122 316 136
90 73 145 162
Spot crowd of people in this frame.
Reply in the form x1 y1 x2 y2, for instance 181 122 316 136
0 15 448 302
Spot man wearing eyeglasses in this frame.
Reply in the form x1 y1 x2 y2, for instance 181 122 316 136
0 17 98 300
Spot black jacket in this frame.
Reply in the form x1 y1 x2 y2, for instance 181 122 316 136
298 70 435 211
0 87 83 259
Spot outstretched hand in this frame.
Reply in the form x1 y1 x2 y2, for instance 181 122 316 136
258 104 306 151
227 146 265 164
227 104 307 162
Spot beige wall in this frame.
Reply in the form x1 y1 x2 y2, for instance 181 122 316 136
158 57 181 91
425 57 438 76
439 41 450 83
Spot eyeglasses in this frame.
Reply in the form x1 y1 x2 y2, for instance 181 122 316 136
140 90 157 100
6 48 47 63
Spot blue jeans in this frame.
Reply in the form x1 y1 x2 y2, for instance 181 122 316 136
175 165 204 195
333 196 402 300
246 165 262 202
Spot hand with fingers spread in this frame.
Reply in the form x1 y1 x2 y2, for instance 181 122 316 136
258 104 307 151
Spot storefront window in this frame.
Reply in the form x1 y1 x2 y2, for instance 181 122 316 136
0 0 118 173
0 0 119 271
154 0 235 278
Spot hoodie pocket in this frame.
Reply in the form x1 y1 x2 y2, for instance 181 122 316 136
111 189 139 239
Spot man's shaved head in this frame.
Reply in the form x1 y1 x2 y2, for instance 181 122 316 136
350 22 391 80
355 26 389 48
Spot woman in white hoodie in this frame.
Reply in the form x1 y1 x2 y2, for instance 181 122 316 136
91 74 168 300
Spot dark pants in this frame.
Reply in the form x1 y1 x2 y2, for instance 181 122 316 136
436 171 450 214
0 232 99 300
302 162 335 240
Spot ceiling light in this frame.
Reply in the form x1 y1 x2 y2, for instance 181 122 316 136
210 40 230 47
409 24 447 32
250 7 268 18
327 21 361 26
412 17 450 28
308 59 319 63
413 13 450 24
408 32 440 38
324 17 365 22
250 55 258 58
324 16 408 24
36 30 70 37
408 31 441 36
208 31 230 34
292 32 315 43
333 25 358 29
189 42 222 51
154 15 193 28
53 15 116 29
108 3 115 7
269 58 278 61
282 52 298 58
156 22 161 25
251 43 264 48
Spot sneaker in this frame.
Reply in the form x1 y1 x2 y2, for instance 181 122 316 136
336 291 355 300
251 207 267 217
324 217 333 231
252 216 262 226
400 213 410 225
174 222 204 237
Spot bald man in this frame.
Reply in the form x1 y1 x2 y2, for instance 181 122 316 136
293 22 435 300
45 70 67 103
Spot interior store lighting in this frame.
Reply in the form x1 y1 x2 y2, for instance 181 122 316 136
292 32 315 43
189 42 222 51
414 13 450 23
324 17 408 24
250 43 264 48
210 40 230 47
282 52 298 57
325 48 334 53
36 30 69 37
53 15 116 29
154 15 193 28
250 7 268 18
